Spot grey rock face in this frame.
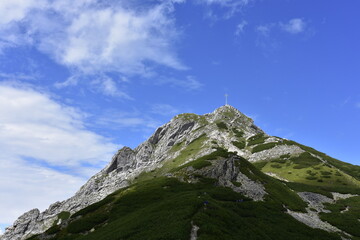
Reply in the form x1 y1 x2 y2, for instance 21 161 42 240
0 105 304 240
248 145 304 162
298 192 334 212
196 155 267 201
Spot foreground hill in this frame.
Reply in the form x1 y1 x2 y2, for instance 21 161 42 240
2 105 360 240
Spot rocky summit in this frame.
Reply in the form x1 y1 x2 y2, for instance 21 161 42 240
2 105 360 240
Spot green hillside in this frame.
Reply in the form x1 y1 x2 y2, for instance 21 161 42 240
28 177 341 240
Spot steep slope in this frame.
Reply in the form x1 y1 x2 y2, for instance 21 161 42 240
2 105 360 240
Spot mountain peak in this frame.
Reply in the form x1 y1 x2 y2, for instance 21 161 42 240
211 104 249 119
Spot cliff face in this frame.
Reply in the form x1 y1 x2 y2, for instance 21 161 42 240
2 105 359 240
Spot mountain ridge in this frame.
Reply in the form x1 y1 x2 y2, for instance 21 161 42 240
2 105 360 240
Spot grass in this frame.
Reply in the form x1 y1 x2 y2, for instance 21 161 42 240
320 196 360 237
236 157 308 212
247 134 267 146
232 128 244 138
58 211 70 221
257 153 360 190
135 134 208 182
71 196 115 218
174 113 208 125
216 122 228 130
34 177 341 240
282 140 360 181
170 141 184 153
175 147 235 171
251 142 278 153
232 141 246 149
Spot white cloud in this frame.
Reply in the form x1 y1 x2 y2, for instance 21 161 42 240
198 0 251 10
0 83 116 168
235 20 248 35
0 83 118 225
0 156 85 227
0 1 185 76
197 0 252 20
256 24 272 37
280 18 306 34
91 75 132 99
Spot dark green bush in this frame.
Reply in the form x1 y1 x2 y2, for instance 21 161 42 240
68 212 109 233
71 196 114 218
232 128 244 138
216 122 228 130
232 141 245 149
270 164 282 169
251 142 278 153
247 134 267 146
46 225 61 235
291 152 320 169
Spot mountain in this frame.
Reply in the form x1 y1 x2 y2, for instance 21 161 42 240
2 105 360 240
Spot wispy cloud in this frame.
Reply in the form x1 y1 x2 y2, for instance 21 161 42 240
255 24 273 37
280 18 306 34
0 1 185 77
235 20 248 36
158 75 203 91
90 75 133 99
0 82 118 225
256 18 308 38
197 0 252 20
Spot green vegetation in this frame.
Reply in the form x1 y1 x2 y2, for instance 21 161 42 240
71 196 115 218
251 142 278 153
170 141 184 153
174 113 208 125
255 152 360 192
291 152 321 169
232 128 244 138
232 141 246 149
320 196 360 238
236 157 307 212
68 212 110 234
216 122 228 130
175 147 235 171
247 134 267 146
135 134 208 182
58 211 70 221
177 158 212 170
33 177 340 240
282 140 360 181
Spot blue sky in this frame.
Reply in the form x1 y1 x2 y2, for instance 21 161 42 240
1 0 360 231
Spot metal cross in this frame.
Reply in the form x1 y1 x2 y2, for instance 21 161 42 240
225 94 228 105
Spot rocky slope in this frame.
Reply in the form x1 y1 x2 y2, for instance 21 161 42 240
2 105 360 240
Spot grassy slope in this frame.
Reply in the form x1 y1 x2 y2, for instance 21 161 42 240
320 196 360 239
251 139 360 195
29 177 341 240
134 134 208 182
